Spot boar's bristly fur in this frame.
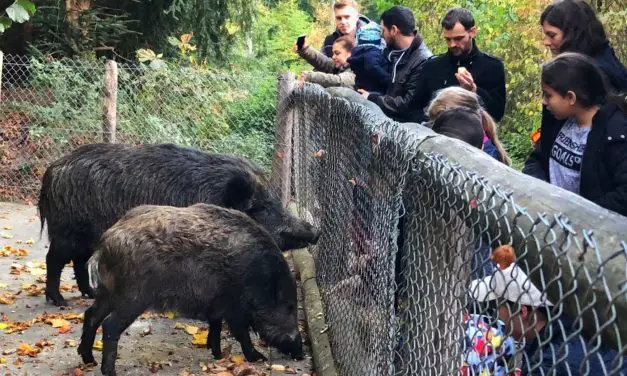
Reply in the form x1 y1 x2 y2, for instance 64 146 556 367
78 203 304 376
38 143 319 306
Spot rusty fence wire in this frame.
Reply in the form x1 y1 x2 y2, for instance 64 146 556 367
0 53 277 202
275 73 627 376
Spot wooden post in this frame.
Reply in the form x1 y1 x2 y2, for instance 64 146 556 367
271 73 297 204
102 59 118 143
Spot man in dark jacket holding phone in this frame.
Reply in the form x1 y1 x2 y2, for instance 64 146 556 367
358 6 433 123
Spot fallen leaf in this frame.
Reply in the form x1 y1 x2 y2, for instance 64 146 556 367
149 362 163 373
59 325 73 334
141 327 152 336
25 238 34 245
232 364 256 376
0 357 6 364
271 364 286 372
178 368 193 376
213 372 234 376
230 355 245 366
0 283 7 288
162 312 175 319
0 323 7 329
184 325 199 335
35 340 53 348
0 292 17 304
73 368 85 376
22 283 44 296
3 225 13 230
1 232 13 239
93 340 103 351
48 318 71 328
16 343 41 357
2 349 15 355
64 339 77 347
174 323 185 330
28 267 47 276
192 329 208 346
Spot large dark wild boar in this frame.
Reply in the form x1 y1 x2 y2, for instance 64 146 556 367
38 143 319 306
78 203 304 376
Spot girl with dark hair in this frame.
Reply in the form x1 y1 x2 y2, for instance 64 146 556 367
540 0 627 91
528 53 627 216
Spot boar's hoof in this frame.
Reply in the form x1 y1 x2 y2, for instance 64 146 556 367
45 291 69 307
77 345 96 365
244 349 267 363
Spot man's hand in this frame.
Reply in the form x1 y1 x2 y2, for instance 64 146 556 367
292 41 308 53
455 69 477 92
357 89 370 99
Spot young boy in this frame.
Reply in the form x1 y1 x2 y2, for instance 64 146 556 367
297 36 356 88
348 22 390 94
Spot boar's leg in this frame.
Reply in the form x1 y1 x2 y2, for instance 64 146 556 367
45 239 72 306
100 307 143 376
73 256 93 298
226 316 267 362
78 297 112 365
208 319 223 359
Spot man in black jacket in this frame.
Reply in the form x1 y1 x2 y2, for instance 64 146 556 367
358 6 433 123
411 7 506 123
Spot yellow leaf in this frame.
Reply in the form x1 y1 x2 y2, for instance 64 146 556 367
3 225 13 230
29 267 47 276
230 354 245 365
0 323 7 330
0 357 6 364
184 325 199 335
16 343 41 357
93 340 103 351
25 238 34 245
0 232 13 239
191 330 208 347
49 318 71 328
174 323 185 330
0 283 7 288
180 33 193 44
162 312 175 319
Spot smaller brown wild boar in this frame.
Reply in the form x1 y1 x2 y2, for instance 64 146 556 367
77 203 304 376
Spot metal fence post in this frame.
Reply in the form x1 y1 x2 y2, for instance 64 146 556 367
102 59 118 143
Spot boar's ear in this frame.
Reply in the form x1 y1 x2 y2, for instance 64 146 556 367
223 175 255 211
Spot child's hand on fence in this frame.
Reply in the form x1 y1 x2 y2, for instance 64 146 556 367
299 73 307 88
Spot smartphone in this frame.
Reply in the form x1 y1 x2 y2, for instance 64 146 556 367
296 34 306 51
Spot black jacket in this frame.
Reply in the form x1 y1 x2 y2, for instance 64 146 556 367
348 45 390 94
321 15 371 58
594 43 627 93
367 36 433 123
411 41 506 123
522 104 627 216
523 44 627 181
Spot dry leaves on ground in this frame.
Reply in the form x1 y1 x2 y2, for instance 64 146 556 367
0 245 28 257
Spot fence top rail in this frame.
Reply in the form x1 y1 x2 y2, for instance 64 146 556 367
278 72 627 354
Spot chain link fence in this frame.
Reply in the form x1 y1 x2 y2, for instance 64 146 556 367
0 52 277 202
276 73 627 376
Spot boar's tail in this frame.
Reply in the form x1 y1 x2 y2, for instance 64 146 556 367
87 252 102 291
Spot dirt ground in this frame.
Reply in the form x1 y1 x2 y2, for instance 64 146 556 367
0 202 314 376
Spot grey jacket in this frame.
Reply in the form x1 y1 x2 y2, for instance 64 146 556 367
298 46 355 88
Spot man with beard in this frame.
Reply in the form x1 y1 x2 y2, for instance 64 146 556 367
358 5 433 123
412 7 506 123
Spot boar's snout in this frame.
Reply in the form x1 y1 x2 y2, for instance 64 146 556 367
276 330 304 360
278 220 320 251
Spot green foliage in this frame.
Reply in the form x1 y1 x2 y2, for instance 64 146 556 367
0 0 36 34
250 0 313 71
166 0 255 61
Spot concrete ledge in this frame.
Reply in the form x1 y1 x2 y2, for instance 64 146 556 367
288 204 338 376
